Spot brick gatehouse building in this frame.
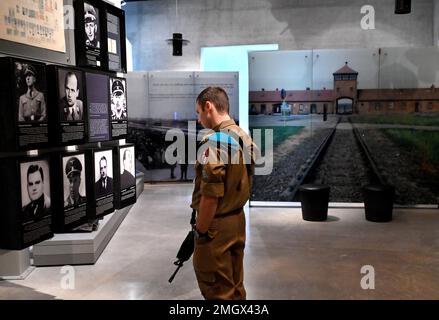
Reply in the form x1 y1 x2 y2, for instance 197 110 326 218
249 62 439 115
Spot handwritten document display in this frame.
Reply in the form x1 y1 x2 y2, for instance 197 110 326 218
0 0 65 52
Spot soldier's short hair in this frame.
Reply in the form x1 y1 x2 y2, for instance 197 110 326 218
27 164 44 182
196 86 229 114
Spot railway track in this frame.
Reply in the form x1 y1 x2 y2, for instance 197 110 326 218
287 116 386 202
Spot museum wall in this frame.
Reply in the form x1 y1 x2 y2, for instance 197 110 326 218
125 0 434 71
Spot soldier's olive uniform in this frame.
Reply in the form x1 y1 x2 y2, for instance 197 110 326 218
191 119 255 300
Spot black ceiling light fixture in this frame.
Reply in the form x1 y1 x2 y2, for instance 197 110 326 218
167 33 189 56
395 0 411 14
166 0 189 56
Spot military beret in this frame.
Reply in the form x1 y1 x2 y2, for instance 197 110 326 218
112 79 124 94
24 65 36 77
84 4 97 23
65 157 82 177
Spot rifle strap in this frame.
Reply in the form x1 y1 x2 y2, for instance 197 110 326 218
190 209 196 226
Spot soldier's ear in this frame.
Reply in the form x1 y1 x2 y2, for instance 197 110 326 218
205 101 214 113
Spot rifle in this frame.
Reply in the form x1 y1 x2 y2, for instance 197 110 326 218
168 209 196 283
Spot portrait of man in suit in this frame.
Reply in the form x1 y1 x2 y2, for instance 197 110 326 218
120 148 135 190
21 163 51 221
59 71 84 121
95 155 113 197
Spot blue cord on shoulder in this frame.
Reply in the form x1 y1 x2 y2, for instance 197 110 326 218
208 132 240 149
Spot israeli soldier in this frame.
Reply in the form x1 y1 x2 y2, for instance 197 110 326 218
191 86 256 300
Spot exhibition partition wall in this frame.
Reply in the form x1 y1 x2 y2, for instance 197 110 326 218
249 47 439 207
0 0 134 253
127 71 239 182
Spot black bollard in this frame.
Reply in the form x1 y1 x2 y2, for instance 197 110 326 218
362 184 395 222
299 184 330 221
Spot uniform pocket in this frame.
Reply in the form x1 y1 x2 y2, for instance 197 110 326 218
193 230 218 273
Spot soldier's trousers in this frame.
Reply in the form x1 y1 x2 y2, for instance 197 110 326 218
193 210 246 300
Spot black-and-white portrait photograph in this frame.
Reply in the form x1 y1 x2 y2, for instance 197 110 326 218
58 69 84 121
110 78 127 120
20 160 51 221
84 2 100 48
94 150 113 198
63 155 87 208
120 146 135 190
15 61 47 123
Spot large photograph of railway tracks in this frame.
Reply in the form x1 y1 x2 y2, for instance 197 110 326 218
249 48 439 206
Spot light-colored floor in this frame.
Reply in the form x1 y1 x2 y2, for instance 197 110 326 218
1 183 438 300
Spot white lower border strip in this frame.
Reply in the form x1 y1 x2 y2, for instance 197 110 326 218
250 201 438 209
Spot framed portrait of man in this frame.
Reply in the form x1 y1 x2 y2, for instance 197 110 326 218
62 154 87 209
94 149 113 199
56 68 85 122
20 160 51 222
74 0 108 69
49 151 91 233
119 145 135 190
109 76 128 140
0 155 53 250
110 77 127 121
113 144 136 210
15 61 47 123
46 65 87 146
0 57 49 151
84 2 101 49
